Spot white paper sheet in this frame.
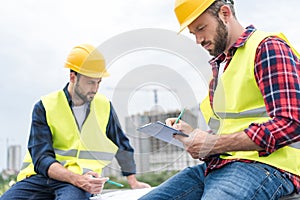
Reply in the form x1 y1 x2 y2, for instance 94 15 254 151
137 121 188 148
98 188 154 200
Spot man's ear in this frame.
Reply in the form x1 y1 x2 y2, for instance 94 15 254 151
218 5 232 24
70 72 76 83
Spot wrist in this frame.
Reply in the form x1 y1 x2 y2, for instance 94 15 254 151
126 174 137 185
69 173 82 187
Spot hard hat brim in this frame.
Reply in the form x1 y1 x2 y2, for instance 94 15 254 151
65 61 110 78
175 0 215 33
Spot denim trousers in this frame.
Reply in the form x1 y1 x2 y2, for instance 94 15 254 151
0 174 91 200
139 162 295 200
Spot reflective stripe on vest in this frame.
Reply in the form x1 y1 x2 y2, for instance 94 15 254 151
215 106 268 119
200 30 300 176
53 148 115 161
208 106 268 132
17 91 118 181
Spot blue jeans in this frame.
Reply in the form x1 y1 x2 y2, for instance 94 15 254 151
139 162 295 200
0 174 91 200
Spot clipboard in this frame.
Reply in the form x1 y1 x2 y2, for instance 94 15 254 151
137 121 188 149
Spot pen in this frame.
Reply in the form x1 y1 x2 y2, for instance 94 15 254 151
175 108 185 124
106 180 124 187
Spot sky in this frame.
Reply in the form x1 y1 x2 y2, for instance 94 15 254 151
0 0 299 170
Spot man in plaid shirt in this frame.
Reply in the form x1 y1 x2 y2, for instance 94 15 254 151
140 0 300 200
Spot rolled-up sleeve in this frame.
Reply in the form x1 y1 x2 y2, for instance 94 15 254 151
244 36 300 156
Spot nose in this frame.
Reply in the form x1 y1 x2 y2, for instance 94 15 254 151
91 88 97 94
195 33 204 45
91 83 99 93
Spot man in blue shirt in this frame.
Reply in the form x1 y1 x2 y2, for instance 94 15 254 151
1 44 150 200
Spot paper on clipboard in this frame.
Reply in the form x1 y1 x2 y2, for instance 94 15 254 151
137 121 188 149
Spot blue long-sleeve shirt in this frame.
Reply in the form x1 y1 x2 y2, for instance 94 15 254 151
28 84 136 177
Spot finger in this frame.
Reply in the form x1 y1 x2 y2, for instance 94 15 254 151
165 118 177 126
172 123 180 130
99 177 109 183
91 177 109 184
92 185 103 195
191 153 200 159
173 134 187 143
91 180 107 193
86 171 99 178
90 172 99 178
188 150 199 159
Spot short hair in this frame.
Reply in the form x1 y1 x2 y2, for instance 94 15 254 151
206 0 236 18
70 70 82 79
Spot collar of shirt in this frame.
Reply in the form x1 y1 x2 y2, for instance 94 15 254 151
63 83 91 120
63 83 73 107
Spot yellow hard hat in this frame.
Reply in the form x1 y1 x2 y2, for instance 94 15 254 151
174 0 215 33
64 44 110 78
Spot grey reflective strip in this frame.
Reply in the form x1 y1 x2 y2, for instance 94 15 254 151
54 149 78 157
21 162 31 170
79 151 115 161
289 142 300 149
210 114 300 150
216 107 268 119
208 118 220 134
54 148 115 161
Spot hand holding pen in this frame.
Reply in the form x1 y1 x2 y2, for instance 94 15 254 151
165 108 194 134
166 109 231 159
89 178 124 199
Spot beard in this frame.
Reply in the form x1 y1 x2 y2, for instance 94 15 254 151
210 18 228 57
74 83 95 103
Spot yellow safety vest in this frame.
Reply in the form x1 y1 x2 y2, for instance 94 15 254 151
17 91 118 181
200 30 300 176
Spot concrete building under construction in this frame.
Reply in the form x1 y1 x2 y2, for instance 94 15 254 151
103 108 205 177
